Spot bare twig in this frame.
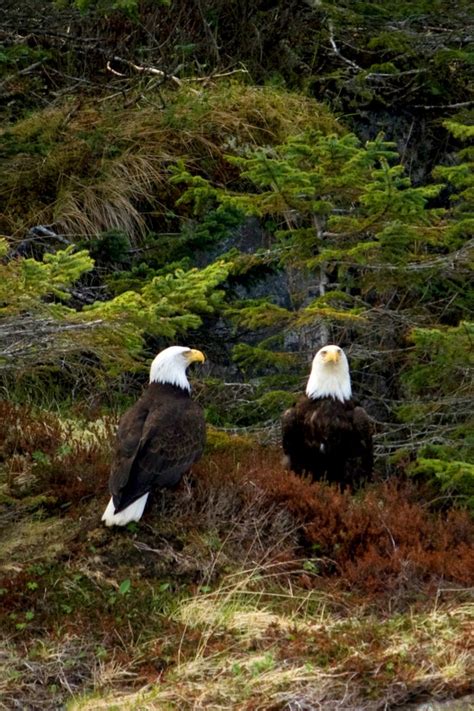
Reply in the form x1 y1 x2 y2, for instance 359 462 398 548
108 56 182 86
327 20 361 73
0 61 44 89
412 100 474 109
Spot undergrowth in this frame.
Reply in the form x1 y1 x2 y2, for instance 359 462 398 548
1 402 473 709
1 400 473 597
0 400 112 508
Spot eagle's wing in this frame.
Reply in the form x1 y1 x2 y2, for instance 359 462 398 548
281 405 300 457
134 401 205 489
352 405 374 478
282 401 319 474
109 399 150 496
110 400 205 512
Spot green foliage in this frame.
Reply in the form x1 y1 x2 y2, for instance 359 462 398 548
409 458 474 512
176 126 464 378
442 120 474 141
320 1 474 113
402 322 473 397
227 300 291 330
178 129 451 305
180 205 245 249
0 240 141 383
229 389 297 427
0 235 228 385
0 43 50 74
86 230 131 265
401 322 473 508
297 292 366 327
135 204 246 269
171 114 472 448
434 119 474 217
70 0 170 18
118 579 131 595
88 260 229 342
233 345 298 375
0 241 94 312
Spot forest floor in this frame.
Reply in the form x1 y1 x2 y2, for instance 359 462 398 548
0 406 473 710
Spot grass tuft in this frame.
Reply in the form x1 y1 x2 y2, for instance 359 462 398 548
1 84 339 240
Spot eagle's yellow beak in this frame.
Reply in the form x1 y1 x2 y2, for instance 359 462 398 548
325 350 340 363
187 349 206 364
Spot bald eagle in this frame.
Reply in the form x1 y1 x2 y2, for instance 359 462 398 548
102 346 206 526
281 345 373 488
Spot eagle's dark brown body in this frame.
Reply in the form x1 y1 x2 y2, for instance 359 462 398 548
110 382 206 514
282 395 373 488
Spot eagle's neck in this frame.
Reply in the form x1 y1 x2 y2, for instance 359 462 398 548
306 364 352 403
149 360 191 392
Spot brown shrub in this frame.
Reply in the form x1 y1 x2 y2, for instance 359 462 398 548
30 426 113 507
1 400 113 508
191 444 474 595
2 408 473 597
0 400 64 461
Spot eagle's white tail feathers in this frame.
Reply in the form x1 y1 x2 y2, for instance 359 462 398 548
101 493 149 527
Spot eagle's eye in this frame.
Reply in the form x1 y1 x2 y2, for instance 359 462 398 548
321 350 327 356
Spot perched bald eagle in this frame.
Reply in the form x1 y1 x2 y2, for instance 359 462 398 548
102 346 206 526
281 345 373 488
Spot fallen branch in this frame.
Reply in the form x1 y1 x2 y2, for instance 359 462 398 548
327 20 361 73
107 58 248 87
184 67 249 83
412 100 474 110
0 61 44 89
108 56 182 86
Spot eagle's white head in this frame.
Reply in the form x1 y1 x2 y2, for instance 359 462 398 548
149 346 205 392
306 344 352 402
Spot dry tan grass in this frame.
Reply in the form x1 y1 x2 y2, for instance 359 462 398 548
2 83 340 241
0 636 135 711
68 568 474 711
55 153 166 240
0 517 78 574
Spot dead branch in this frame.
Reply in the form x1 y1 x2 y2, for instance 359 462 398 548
0 315 104 368
108 56 182 86
327 20 362 73
185 67 250 83
0 61 44 89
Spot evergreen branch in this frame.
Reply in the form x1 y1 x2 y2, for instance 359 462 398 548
337 239 473 273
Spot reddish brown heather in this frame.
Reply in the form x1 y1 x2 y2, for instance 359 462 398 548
1 402 473 596
194 445 474 593
1 400 112 505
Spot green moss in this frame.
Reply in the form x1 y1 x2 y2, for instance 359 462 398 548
205 427 255 453
0 518 78 573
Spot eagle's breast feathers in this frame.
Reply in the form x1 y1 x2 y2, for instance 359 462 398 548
282 345 374 488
